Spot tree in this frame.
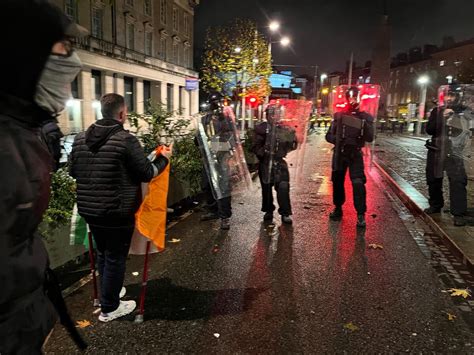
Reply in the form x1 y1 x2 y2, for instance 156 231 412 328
201 19 272 101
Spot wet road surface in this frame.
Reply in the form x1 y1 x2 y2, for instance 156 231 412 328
45 131 474 354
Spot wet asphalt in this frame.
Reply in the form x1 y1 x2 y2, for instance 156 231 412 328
45 130 474 354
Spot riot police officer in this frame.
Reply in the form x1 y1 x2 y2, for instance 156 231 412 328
198 92 234 230
326 86 374 227
424 84 473 226
252 105 297 224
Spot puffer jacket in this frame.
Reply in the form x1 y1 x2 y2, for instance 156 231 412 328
70 118 167 227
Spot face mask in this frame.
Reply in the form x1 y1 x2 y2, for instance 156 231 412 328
35 52 82 115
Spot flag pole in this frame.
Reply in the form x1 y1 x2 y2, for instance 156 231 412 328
134 240 151 324
87 229 100 307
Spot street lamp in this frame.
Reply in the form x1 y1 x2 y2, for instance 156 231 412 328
446 75 453 84
269 21 280 32
280 36 290 46
416 75 429 135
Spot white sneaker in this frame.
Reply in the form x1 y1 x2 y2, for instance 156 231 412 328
96 287 127 308
98 300 136 322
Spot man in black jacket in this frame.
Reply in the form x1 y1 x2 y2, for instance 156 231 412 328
424 86 472 226
0 1 85 353
326 86 374 228
70 94 170 322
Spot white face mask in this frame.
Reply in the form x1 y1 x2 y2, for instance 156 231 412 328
35 51 82 115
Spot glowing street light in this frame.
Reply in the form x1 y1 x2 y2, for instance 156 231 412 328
269 21 280 32
417 75 429 85
446 75 453 84
280 37 290 46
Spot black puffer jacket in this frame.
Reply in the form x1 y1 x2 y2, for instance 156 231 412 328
70 118 167 227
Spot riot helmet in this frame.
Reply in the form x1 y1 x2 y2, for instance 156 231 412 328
208 91 224 111
445 84 463 109
345 86 361 111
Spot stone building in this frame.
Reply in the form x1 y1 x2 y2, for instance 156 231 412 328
50 0 200 134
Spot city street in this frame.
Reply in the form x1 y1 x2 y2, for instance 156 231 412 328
45 131 474 354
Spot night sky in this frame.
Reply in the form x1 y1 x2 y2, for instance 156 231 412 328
194 0 474 75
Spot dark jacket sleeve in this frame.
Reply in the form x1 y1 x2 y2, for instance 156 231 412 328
153 155 169 175
362 113 375 143
123 134 157 183
68 132 83 179
251 123 267 160
426 108 438 136
41 120 63 171
325 114 338 144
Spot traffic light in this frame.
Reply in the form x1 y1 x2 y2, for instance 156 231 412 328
246 95 259 108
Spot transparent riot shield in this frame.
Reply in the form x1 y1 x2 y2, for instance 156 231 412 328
332 84 381 165
196 105 253 200
433 85 474 195
262 99 312 184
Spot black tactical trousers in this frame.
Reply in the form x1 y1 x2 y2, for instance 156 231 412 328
202 169 232 219
331 148 367 214
426 150 467 216
258 160 292 216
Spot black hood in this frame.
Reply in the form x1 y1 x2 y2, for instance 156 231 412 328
85 119 124 152
0 1 68 101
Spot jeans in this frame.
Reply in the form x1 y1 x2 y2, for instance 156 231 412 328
88 224 134 313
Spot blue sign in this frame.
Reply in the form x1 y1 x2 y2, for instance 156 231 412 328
185 78 199 91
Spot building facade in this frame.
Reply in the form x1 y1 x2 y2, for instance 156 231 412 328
387 39 474 118
51 0 200 134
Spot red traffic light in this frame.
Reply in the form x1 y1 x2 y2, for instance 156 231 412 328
246 95 259 108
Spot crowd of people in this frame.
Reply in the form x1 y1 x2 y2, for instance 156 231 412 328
1 1 472 353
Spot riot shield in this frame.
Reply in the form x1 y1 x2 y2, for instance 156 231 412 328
332 84 381 164
433 85 474 183
262 99 312 184
196 105 253 200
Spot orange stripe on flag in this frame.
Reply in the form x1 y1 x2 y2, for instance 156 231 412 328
135 146 170 251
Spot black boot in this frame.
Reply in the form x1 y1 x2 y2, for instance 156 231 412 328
329 207 343 220
263 212 273 222
424 206 441 214
200 212 219 221
220 218 231 230
281 215 293 225
357 214 366 228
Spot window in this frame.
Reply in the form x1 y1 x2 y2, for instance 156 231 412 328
173 43 178 64
91 8 103 38
160 37 167 60
439 60 446 67
173 8 178 31
127 23 135 50
144 80 151 113
125 0 134 6
145 32 153 56
160 0 167 24
184 14 189 37
124 76 135 112
166 84 173 112
179 86 184 114
144 0 152 16
91 70 102 100
71 77 80 99
184 46 189 67
65 0 78 21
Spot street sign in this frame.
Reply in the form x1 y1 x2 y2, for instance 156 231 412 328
185 77 199 91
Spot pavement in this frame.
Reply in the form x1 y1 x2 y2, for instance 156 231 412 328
44 130 474 354
374 133 474 270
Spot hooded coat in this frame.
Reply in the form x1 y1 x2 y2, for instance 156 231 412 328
0 0 70 352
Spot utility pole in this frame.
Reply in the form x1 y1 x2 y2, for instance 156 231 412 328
348 52 354 86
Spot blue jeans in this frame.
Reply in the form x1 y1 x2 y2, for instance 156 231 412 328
89 224 134 313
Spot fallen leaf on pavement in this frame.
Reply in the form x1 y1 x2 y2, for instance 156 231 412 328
371 214 377 218
445 312 457 321
213 333 220 338
368 244 383 250
76 320 91 328
447 288 471 298
169 238 181 243
343 322 359 332
132 272 139 276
